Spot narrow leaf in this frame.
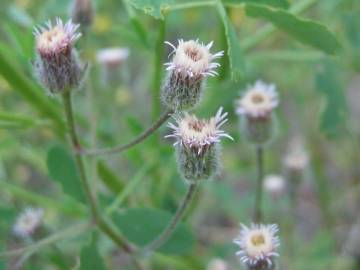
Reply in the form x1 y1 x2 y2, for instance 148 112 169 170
97 161 125 194
216 0 246 80
113 208 194 254
245 4 341 54
47 145 86 204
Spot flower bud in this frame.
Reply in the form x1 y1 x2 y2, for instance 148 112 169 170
71 0 94 29
33 18 85 94
236 80 279 145
165 107 233 183
161 39 223 111
234 223 280 270
263 174 285 199
207 258 229 270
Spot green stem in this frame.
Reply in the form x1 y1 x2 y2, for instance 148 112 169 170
143 183 198 254
151 20 166 120
85 109 174 156
253 146 264 222
61 91 144 270
166 1 215 12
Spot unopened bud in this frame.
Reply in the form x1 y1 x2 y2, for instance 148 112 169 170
165 107 233 183
207 258 229 270
161 39 223 111
71 0 94 29
33 18 86 94
236 80 279 145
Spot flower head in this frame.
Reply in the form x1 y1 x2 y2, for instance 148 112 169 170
166 107 232 183
13 208 44 238
234 223 280 269
34 18 81 58
263 174 285 197
166 107 232 155
165 39 223 78
207 258 229 270
161 39 223 111
236 80 278 119
33 18 85 94
284 137 309 173
96 47 129 68
71 0 94 28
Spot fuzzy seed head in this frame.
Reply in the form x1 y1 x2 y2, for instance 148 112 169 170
234 223 280 269
35 18 81 57
13 208 44 238
236 81 278 119
207 258 229 270
284 137 309 173
96 47 129 68
71 0 94 28
263 174 285 196
162 39 223 111
166 107 232 155
165 39 223 78
33 18 85 94
166 107 232 183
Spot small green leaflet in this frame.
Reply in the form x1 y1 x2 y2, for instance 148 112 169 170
47 145 86 204
245 4 341 55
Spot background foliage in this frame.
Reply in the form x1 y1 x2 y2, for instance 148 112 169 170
0 0 359 269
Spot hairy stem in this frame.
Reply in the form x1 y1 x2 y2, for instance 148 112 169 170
62 91 144 270
143 183 198 254
253 146 264 222
85 109 174 156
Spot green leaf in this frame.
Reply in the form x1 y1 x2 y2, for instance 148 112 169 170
216 0 246 80
315 60 347 138
47 145 86 204
113 208 194 254
0 43 64 132
223 0 289 9
97 161 125 194
245 4 341 54
80 234 107 270
127 0 175 19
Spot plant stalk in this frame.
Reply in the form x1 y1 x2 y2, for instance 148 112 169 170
85 109 174 156
253 145 264 222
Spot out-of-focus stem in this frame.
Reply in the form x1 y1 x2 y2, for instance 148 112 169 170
253 146 264 222
142 183 198 254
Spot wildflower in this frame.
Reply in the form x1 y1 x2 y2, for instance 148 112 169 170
207 258 229 270
96 47 129 68
234 223 280 270
263 174 285 198
33 18 86 94
13 208 44 238
161 39 223 111
284 137 309 175
71 0 94 28
236 80 279 145
166 107 232 183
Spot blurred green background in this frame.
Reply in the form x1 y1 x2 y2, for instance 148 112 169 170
0 0 359 269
